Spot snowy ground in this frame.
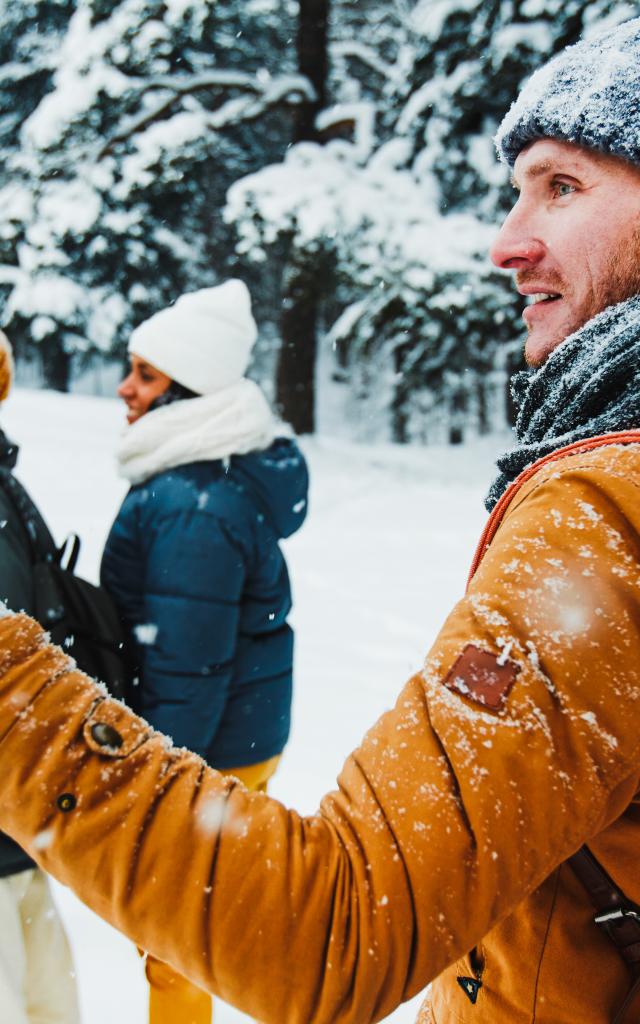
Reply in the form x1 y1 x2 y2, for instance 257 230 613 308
2 387 508 1024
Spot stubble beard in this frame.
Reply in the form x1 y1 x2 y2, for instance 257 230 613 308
519 227 640 366
598 226 640 318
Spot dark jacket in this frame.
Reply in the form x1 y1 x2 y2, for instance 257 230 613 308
0 430 35 876
101 438 308 769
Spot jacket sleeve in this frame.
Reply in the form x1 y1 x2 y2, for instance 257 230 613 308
0 457 639 1024
137 506 248 757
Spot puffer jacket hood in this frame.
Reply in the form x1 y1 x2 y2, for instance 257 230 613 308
229 438 308 540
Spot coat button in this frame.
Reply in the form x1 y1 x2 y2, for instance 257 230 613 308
90 722 124 749
57 793 76 812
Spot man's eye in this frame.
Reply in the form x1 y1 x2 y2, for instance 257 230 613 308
554 182 575 197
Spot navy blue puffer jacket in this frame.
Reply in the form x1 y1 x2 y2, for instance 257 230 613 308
101 438 308 769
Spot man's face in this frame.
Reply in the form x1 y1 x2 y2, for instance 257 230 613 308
490 139 640 366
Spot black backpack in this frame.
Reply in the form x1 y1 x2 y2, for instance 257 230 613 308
0 468 129 701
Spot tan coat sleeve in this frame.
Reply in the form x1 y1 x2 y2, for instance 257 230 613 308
0 449 639 1024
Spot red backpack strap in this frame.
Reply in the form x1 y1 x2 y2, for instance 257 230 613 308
569 845 640 1023
468 431 640 589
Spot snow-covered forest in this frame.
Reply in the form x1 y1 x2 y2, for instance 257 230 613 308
0 0 637 442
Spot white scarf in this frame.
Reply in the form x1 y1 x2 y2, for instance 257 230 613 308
117 378 277 485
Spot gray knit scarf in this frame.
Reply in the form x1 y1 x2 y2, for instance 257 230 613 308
486 294 640 511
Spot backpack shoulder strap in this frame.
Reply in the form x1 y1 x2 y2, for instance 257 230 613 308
569 844 640 1023
0 467 58 563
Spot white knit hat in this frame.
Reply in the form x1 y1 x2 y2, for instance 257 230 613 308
129 280 258 395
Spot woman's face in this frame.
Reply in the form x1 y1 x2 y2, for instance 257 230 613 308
118 355 172 424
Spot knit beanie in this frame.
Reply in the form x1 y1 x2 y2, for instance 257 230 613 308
0 331 14 403
495 17 640 168
129 280 258 395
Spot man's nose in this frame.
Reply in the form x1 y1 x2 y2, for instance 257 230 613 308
489 203 545 270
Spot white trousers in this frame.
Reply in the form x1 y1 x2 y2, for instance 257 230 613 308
0 868 80 1024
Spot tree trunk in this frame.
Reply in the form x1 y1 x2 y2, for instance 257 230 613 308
293 0 328 141
276 0 329 433
40 336 71 392
276 259 319 434
476 371 489 435
449 387 466 445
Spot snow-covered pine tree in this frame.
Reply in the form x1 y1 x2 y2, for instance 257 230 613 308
0 0 78 383
0 0 307 390
274 0 329 435
0 0 77 166
228 0 637 442
362 0 638 441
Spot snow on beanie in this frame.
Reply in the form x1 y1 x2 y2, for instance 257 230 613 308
495 17 640 168
0 331 14 403
129 280 258 395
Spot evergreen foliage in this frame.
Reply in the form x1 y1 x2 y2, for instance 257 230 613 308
0 0 302 389
1 0 638 434
228 0 638 441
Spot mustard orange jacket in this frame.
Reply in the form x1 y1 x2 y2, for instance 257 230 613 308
0 440 640 1023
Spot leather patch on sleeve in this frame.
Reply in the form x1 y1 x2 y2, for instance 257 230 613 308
443 644 520 710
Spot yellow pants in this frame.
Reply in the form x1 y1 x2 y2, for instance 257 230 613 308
143 755 280 1024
